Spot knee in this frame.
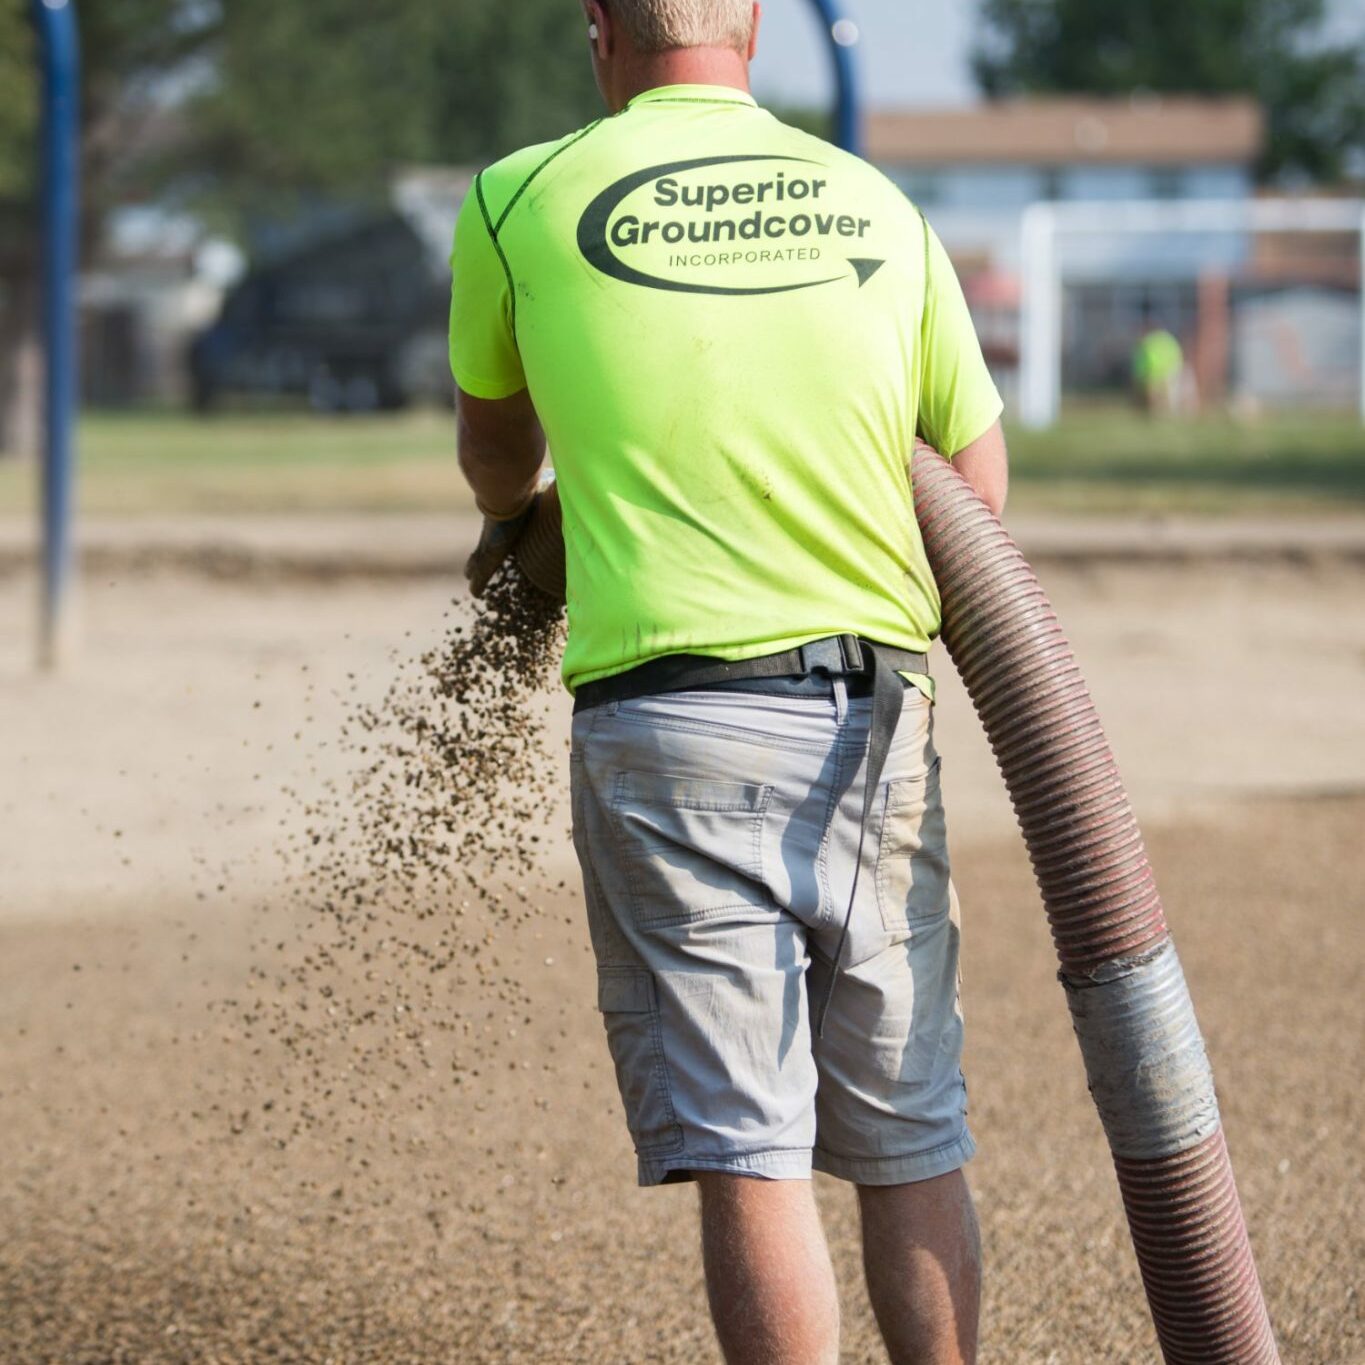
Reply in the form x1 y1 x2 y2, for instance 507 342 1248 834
858 1172 982 1276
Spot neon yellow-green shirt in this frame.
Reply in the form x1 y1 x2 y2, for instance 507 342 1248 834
450 85 1002 692
1133 329 1184 386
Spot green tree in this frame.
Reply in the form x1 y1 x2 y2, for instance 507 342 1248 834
0 1 36 201
1 0 220 217
430 3 604 163
187 0 600 218
973 0 1365 183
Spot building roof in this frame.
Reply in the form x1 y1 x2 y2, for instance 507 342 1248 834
867 96 1264 168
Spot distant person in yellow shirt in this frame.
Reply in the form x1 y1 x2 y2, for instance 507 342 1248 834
1133 325 1185 415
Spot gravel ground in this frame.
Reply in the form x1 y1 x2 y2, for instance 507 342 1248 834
2 800 1360 1363
2 558 1362 1363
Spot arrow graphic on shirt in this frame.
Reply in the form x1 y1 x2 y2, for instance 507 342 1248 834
848 258 885 287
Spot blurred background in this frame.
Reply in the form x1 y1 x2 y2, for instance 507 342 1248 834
1 0 1363 519
2 4 1364 1362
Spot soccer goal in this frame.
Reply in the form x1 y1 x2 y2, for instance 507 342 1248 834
1018 197 1365 428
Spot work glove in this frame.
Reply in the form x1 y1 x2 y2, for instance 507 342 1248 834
464 471 555 599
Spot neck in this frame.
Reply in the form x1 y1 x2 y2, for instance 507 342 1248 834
609 47 751 113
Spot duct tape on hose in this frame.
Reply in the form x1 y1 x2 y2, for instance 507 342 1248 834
1063 939 1222 1161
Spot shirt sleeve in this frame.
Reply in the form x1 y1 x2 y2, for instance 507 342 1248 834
449 176 527 400
917 218 1003 458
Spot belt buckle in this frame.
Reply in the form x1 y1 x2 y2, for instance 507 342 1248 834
799 636 843 676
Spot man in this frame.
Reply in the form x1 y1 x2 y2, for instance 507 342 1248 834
450 4 1007 1361
1133 323 1185 415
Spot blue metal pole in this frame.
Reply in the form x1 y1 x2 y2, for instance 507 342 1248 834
31 0 80 669
808 0 862 156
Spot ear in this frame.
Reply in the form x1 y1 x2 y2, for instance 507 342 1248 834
747 2 762 61
586 0 610 58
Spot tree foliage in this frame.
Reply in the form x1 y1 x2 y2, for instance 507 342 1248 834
5 0 606 450
973 0 1365 182
430 3 605 165
0 1 36 202
188 0 601 216
0 0 216 217
0 0 603 223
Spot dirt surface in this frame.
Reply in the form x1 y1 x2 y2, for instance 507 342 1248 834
2 556 1363 1363
6 510 1365 584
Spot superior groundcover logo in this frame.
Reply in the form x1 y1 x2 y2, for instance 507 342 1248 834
577 155 885 296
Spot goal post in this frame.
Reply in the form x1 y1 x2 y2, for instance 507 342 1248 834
1018 197 1365 429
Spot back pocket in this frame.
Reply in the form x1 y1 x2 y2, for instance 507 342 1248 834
610 771 772 929
875 758 951 934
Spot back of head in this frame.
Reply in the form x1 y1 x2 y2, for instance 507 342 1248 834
609 0 755 53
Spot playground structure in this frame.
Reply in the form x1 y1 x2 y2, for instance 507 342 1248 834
30 0 79 668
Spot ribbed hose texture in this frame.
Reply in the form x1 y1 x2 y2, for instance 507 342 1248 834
1117 1132 1279 1363
911 449 1277 1363
911 451 1167 972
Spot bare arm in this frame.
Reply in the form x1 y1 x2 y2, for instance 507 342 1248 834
947 419 1008 519
457 385 547 519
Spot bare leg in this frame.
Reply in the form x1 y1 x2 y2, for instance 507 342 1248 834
696 1174 840 1365
857 1170 981 1365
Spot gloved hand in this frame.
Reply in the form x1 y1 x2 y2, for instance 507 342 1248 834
464 471 555 599
465 502 534 599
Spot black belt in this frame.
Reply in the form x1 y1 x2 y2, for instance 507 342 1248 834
572 635 928 712
574 635 929 1034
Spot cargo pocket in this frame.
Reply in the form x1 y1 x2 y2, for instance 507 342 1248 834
611 771 772 929
597 967 684 1158
875 757 951 935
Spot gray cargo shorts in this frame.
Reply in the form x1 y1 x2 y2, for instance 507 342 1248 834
570 677 973 1187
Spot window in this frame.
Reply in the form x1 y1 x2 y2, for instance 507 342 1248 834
1150 168 1182 200
892 170 943 207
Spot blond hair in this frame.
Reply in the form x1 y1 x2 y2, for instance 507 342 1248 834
607 0 754 53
